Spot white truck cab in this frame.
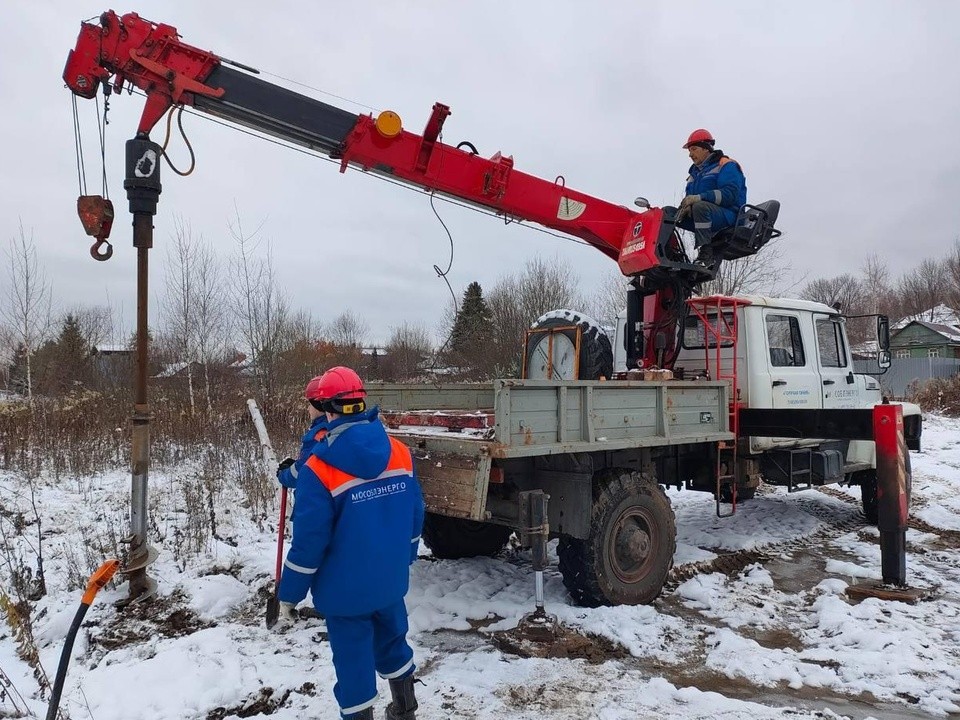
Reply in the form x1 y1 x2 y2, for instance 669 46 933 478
613 295 920 470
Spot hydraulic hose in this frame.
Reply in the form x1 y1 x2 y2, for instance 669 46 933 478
46 560 120 720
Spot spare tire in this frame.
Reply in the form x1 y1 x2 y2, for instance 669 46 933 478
525 309 613 380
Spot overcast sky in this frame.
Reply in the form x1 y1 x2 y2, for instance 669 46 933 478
2 1 959 345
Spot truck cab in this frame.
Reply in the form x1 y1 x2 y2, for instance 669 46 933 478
613 295 921 504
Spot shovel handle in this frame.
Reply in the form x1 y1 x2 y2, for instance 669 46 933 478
275 487 288 585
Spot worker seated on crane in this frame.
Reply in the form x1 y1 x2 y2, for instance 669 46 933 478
676 129 747 267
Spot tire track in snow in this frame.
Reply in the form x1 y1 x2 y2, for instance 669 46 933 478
665 489 868 590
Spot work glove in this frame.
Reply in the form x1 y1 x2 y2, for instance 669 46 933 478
275 600 298 627
679 194 700 210
277 457 295 478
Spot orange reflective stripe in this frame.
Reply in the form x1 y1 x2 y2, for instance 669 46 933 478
304 438 413 496
386 438 413 472
313 428 328 441
305 454 356 494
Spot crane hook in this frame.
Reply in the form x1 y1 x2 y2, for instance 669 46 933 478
90 238 113 261
77 196 115 261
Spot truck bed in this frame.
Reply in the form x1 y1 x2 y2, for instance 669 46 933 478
367 379 732 520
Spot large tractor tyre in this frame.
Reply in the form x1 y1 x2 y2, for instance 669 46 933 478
525 310 613 381
558 470 676 607
853 469 879 525
421 513 513 559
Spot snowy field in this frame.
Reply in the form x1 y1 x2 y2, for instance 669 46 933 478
1 416 959 720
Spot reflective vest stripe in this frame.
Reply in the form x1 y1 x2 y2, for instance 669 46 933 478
306 437 413 497
284 558 318 574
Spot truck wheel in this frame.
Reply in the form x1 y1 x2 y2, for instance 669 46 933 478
525 310 613 381
853 470 879 524
421 513 513 559
558 470 676 607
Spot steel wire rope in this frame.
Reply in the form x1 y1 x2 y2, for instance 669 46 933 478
256 69 380 114
94 93 109 198
70 95 88 195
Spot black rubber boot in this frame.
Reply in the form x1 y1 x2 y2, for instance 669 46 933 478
344 707 373 720
695 243 715 268
384 675 418 720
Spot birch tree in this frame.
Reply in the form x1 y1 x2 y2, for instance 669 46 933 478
229 211 290 401
163 219 199 413
192 239 228 412
2 223 52 399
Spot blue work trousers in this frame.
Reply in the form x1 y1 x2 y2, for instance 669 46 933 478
325 599 415 717
677 200 736 246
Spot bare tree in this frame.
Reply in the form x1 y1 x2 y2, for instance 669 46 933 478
192 237 228 412
945 239 960 312
697 242 798 297
1 223 52 399
66 304 114 350
861 253 895 316
588 270 629 326
162 218 199 412
897 258 949 321
487 254 583 375
383 322 432 381
800 274 863 313
326 310 369 349
801 273 875 342
228 210 290 401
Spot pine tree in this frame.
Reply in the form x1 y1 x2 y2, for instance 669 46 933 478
448 282 494 377
48 314 93 392
7 344 29 395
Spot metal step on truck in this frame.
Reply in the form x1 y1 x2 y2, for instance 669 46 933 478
364 295 923 607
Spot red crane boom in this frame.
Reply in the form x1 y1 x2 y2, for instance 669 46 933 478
64 10 778 370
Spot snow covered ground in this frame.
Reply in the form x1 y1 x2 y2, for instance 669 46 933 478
1 416 959 720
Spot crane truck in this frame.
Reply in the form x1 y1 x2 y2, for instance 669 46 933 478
64 11 921 607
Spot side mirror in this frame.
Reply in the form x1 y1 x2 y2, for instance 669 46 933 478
634 196 650 209
877 315 890 350
878 349 891 369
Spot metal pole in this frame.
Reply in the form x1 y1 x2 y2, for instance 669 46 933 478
122 137 162 602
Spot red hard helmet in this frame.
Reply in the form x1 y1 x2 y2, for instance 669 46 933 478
683 128 715 149
305 366 367 414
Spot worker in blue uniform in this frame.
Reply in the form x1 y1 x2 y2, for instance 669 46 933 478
276 366 425 720
676 128 747 267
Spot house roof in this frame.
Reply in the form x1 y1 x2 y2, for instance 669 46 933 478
894 304 960 329
893 320 960 344
153 361 193 378
916 321 960 343
93 343 132 354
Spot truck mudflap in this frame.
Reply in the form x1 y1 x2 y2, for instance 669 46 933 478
904 412 921 452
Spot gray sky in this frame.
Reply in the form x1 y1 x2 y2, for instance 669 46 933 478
2 1 959 345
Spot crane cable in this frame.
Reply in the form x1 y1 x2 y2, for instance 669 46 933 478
70 94 88 196
70 83 113 198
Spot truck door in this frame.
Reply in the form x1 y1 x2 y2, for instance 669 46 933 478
814 314 856 409
763 311 819 410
